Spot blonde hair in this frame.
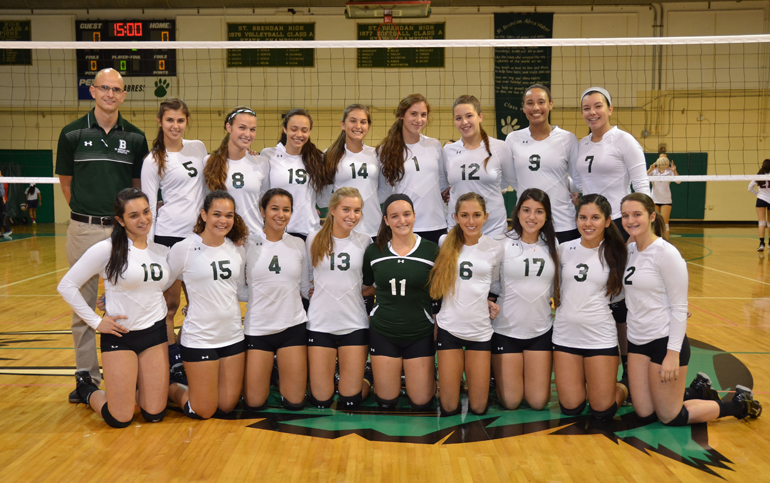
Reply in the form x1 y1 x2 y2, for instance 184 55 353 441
656 156 670 170
310 187 363 268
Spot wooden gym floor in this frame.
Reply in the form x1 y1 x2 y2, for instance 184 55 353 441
0 223 768 482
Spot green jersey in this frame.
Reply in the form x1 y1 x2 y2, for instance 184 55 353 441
363 236 439 340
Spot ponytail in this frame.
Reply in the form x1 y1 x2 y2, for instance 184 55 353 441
378 94 430 185
310 187 363 267
279 109 331 193
453 95 491 170
204 106 256 191
621 192 666 240
105 188 149 285
152 97 190 177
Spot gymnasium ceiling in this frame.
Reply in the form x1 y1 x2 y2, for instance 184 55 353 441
2 0 714 12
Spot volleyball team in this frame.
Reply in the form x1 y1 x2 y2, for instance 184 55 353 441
58 84 762 429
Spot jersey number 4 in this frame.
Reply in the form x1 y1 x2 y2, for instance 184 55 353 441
349 163 368 179
210 260 232 280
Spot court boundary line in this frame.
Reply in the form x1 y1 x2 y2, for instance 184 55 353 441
687 261 770 287
0 267 69 290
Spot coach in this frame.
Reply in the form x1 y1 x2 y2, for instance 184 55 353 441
56 68 148 403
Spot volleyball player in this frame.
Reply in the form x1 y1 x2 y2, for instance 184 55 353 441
242 188 310 411
749 159 770 251
621 193 762 424
141 98 207 373
647 156 680 240
167 191 248 419
262 109 329 241
319 104 387 238
553 194 628 420
505 84 581 243
377 94 449 244
204 106 270 237
492 188 560 411
429 192 503 416
25 184 41 225
307 187 372 409
363 194 438 410
58 188 170 427
444 95 515 237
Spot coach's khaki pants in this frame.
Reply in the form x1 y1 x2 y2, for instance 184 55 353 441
66 219 112 384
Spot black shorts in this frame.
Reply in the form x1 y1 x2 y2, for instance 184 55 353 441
612 217 630 242
369 328 435 359
307 328 368 348
27 199 39 209
416 228 448 245
436 326 491 351
555 228 580 244
101 319 167 354
553 344 618 358
757 199 770 209
154 235 186 248
246 322 307 352
655 203 672 208
610 298 627 324
491 328 553 354
628 335 691 366
181 339 246 362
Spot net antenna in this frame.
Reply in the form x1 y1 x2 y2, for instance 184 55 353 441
345 1 431 39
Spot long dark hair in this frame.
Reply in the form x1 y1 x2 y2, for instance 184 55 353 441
278 109 329 193
621 193 666 239
204 106 256 191
378 94 431 186
193 190 249 244
376 193 415 250
151 97 190 177
453 95 492 171
758 159 770 188
576 194 626 297
507 188 560 308
26 184 37 196
324 104 372 182
105 188 149 284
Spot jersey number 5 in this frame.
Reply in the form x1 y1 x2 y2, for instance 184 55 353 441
182 161 198 178
574 263 589 282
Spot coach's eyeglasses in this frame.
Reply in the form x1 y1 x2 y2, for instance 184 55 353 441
92 85 124 94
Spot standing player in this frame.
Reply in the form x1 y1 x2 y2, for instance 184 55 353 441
429 193 503 416
263 109 329 241
58 188 170 427
141 98 207 372
505 84 581 242
553 194 628 420
621 193 762 425
307 187 372 409
167 191 248 419
377 94 449 244
647 156 680 240
242 188 311 411
444 95 515 236
749 159 770 251
320 104 387 238
363 194 438 410
493 188 560 410
25 184 41 225
56 68 149 403
204 107 270 237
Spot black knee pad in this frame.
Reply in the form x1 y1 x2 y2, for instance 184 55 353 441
308 392 335 409
637 412 658 424
281 395 307 411
439 400 461 417
374 393 400 409
140 407 167 423
662 405 690 426
559 400 587 416
243 400 268 413
338 392 363 410
407 396 435 411
590 402 618 421
101 403 132 428
183 401 204 420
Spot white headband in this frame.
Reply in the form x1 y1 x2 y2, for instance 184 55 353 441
581 87 612 106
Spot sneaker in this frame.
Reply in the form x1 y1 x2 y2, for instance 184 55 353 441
690 372 721 401
363 361 373 389
734 385 762 419
68 388 81 404
170 363 188 386
74 370 99 404
759 242 766 252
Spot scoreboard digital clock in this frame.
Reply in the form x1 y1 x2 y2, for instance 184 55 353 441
76 20 176 79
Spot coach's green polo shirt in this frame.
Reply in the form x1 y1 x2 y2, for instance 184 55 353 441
55 108 149 217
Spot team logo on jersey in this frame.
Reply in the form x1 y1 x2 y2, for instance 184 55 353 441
84 141 92 146
115 139 130 155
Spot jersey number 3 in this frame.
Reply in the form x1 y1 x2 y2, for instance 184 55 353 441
574 263 589 282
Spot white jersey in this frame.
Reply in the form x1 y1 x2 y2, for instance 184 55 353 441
382 135 449 232
319 145 388 237
506 127 580 233
625 238 688 352
436 234 503 342
263 143 321 236
553 239 617 349
576 126 651 219
167 235 246 349
650 168 676 204
444 137 515 236
306 230 372 335
243 231 310 336
58 238 171 331
493 233 556 340
141 140 208 239
749 180 770 204
26 187 41 201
